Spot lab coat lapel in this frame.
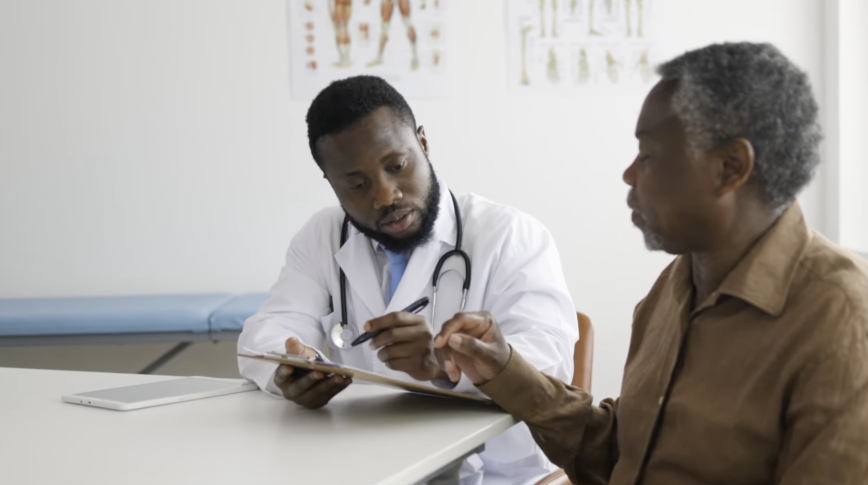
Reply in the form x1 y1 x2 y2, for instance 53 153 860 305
334 228 387 319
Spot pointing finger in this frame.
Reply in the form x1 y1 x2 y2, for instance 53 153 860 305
435 312 490 348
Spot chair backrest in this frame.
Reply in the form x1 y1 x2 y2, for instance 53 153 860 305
571 312 594 391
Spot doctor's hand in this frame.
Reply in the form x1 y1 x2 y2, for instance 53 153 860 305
433 312 511 386
365 312 444 382
272 337 352 410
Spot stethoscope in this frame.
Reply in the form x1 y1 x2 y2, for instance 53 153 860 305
330 191 472 349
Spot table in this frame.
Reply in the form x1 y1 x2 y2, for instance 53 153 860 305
0 367 516 484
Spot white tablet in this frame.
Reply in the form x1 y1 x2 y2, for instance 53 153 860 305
62 377 258 411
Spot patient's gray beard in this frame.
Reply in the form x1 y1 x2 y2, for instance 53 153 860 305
627 191 665 251
641 227 666 251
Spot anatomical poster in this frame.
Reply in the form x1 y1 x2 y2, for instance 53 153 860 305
288 0 450 99
507 0 659 93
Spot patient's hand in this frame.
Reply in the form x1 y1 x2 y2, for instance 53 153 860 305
272 337 351 409
434 312 511 386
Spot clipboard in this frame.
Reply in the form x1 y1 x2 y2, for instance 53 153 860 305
238 352 492 404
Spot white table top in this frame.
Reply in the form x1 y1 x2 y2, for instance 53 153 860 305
0 367 515 485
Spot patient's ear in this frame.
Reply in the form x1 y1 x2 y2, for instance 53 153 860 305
713 137 755 196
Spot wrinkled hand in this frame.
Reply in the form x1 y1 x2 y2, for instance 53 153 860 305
272 337 351 409
366 312 444 382
433 311 511 385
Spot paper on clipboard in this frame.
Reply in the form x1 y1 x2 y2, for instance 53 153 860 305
238 352 492 404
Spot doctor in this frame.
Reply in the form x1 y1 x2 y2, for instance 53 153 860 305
238 75 578 485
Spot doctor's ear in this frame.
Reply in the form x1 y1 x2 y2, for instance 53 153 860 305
417 126 429 155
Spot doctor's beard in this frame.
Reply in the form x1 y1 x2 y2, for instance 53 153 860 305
344 162 441 255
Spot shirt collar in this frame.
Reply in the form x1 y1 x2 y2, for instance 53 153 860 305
717 202 811 316
668 202 811 317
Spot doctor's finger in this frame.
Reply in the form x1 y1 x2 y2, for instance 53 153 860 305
382 356 421 373
304 378 352 409
365 311 426 332
370 324 431 348
273 364 296 385
294 377 341 408
283 370 326 399
377 339 429 362
434 312 493 348
285 337 318 359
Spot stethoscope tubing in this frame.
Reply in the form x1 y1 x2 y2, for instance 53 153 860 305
332 191 471 349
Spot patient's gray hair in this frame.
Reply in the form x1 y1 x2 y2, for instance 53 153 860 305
657 42 822 210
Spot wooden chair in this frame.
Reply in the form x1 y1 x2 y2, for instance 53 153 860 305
534 312 594 485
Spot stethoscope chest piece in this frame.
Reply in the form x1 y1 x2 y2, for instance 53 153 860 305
330 322 358 350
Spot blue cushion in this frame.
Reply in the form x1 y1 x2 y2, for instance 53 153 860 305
0 294 235 337
209 293 268 332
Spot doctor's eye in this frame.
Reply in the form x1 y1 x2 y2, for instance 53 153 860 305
387 160 406 173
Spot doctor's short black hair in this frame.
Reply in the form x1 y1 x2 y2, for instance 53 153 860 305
306 75 417 167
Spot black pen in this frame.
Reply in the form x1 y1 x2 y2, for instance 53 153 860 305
350 296 430 347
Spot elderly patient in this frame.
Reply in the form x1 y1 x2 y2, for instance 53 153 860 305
434 42 868 485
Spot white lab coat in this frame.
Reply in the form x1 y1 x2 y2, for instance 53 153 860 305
238 180 579 485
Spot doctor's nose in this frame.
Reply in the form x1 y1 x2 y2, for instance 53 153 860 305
372 180 403 210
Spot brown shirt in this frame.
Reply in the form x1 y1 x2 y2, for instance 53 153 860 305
480 203 868 485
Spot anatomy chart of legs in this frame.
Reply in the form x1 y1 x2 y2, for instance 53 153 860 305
288 0 449 99
508 0 657 92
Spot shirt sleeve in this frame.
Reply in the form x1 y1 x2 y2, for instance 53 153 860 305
237 211 337 396
775 304 868 484
478 294 645 480
478 350 619 484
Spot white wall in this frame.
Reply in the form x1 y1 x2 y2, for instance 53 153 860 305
835 0 868 253
0 0 827 400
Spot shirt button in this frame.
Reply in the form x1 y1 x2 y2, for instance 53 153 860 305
658 396 664 406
